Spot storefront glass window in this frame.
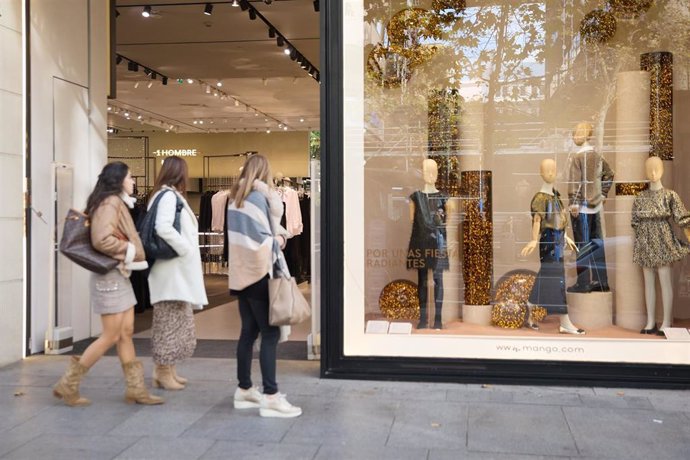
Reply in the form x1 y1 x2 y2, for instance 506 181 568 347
342 0 690 364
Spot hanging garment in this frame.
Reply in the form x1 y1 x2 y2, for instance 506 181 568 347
406 191 449 271
281 186 303 236
211 190 231 232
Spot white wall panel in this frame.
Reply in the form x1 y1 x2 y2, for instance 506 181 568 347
0 153 23 217
0 26 22 94
0 280 23 365
0 91 22 155
0 0 23 367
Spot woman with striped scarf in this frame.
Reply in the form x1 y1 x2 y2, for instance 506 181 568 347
226 154 302 418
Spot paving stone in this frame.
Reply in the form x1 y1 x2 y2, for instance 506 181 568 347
564 406 690 459
1 433 139 460
446 388 514 404
114 436 215 460
0 430 39 457
182 402 296 442
281 396 397 446
109 407 210 438
511 389 582 407
430 450 557 460
467 404 578 457
315 444 429 460
579 394 653 410
387 400 468 450
200 440 319 460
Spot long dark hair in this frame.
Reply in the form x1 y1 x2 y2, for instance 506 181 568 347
86 162 129 215
151 156 188 202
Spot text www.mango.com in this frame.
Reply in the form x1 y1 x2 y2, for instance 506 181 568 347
496 344 585 354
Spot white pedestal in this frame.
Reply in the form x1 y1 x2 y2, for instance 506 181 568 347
462 304 492 326
566 292 613 330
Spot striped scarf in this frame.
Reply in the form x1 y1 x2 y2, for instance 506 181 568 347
227 184 290 291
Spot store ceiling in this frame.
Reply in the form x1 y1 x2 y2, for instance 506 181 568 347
111 0 320 134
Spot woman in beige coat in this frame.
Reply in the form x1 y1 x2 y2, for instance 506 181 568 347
53 162 163 407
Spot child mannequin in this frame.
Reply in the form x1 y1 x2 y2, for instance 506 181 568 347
632 157 690 334
522 159 584 334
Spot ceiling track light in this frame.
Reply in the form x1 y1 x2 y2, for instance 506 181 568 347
263 0 273 4
116 55 123 65
162 76 168 85
276 36 284 47
142 5 151 17
313 0 319 12
284 47 291 55
127 61 139 72
216 81 222 87
290 49 298 60
231 0 240 7
248 9 256 20
268 28 276 38
239 1 249 11
204 3 213 15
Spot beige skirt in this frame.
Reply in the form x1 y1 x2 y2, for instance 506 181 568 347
90 269 137 315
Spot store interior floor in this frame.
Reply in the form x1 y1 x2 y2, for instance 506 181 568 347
134 275 312 342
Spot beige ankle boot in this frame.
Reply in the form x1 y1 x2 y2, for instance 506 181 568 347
53 356 91 407
152 364 185 390
171 365 188 385
122 360 164 405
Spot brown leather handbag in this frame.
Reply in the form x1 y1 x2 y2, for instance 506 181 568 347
59 209 118 274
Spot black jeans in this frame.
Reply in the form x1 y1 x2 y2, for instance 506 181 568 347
571 212 608 288
235 276 280 395
417 268 444 327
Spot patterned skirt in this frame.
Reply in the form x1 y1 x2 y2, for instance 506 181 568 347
152 301 197 365
633 219 690 268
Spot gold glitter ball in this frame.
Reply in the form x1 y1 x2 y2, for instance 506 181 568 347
530 306 547 323
580 9 617 44
379 279 420 321
607 0 654 19
492 300 527 329
494 272 536 306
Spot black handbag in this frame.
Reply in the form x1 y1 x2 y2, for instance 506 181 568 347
138 190 183 261
59 209 119 274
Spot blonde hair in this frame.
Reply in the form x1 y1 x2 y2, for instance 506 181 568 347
573 122 593 146
230 154 272 208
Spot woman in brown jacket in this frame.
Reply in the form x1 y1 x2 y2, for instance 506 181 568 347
53 162 163 407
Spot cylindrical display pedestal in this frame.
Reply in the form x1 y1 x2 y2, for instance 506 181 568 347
566 292 613 330
614 71 649 330
462 304 493 326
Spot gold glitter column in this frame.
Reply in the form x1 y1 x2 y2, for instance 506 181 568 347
460 171 493 306
640 52 673 160
614 70 650 330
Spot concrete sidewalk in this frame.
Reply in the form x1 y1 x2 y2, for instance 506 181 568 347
0 356 688 459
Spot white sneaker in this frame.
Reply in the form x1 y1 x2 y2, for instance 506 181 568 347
259 393 302 418
233 387 263 409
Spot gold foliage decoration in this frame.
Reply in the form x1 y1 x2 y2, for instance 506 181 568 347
580 9 617 44
641 52 673 160
607 0 654 19
615 182 649 196
428 89 462 197
379 279 420 321
461 171 493 306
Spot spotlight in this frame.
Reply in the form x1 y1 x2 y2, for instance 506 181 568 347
147 81 154 88
116 55 123 65
137 114 143 120
283 126 288 131
290 49 297 60
249 9 256 20
231 0 240 7
205 84 211 94
162 76 168 85
204 3 213 15
266 129 271 133
127 61 139 72
199 120 204 125
264 0 273 4
268 28 276 38
134 82 140 89
216 81 223 87
142 6 151 17
313 0 319 12
187 78 194 84
239 1 249 11
313 70 319 81
284 48 291 55
124 111 130 117
107 106 112 111
115 9 120 18
276 36 284 47
144 68 153 77
234 99 240 107
150 72 157 80
193 120 198 125
300 118 304 122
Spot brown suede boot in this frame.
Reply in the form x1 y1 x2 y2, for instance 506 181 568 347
53 356 91 407
153 364 185 390
171 365 188 385
122 360 164 405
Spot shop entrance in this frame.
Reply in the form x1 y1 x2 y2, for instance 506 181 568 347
103 1 321 359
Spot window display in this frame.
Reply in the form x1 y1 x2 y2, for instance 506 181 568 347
340 0 690 367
